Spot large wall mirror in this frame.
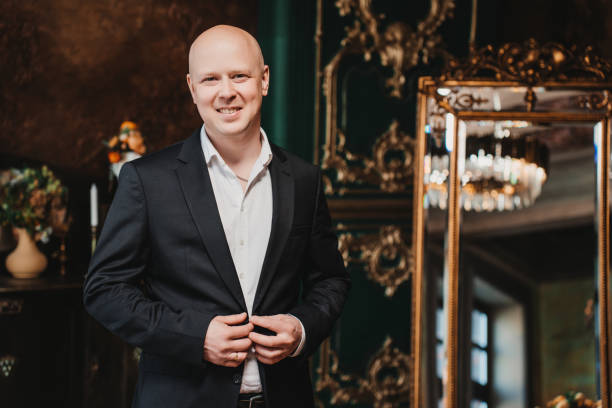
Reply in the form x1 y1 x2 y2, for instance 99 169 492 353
412 42 612 408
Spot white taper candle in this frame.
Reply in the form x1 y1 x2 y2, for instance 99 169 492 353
90 183 98 227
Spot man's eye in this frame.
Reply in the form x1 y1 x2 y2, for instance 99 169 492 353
233 74 248 81
202 77 216 83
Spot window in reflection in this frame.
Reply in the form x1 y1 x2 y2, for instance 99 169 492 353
471 308 490 405
436 307 445 379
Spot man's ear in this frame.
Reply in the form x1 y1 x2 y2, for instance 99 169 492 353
261 65 270 96
186 73 196 103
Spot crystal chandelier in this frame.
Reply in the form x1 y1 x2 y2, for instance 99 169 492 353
424 125 549 212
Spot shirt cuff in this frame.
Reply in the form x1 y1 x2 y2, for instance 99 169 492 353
287 314 306 357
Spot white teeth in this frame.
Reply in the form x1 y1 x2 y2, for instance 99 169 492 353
218 108 239 114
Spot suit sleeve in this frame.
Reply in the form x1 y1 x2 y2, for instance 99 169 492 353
288 168 351 358
83 162 214 366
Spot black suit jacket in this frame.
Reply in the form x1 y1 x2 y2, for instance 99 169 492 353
83 129 350 408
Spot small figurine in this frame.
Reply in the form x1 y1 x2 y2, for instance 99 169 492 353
105 121 147 178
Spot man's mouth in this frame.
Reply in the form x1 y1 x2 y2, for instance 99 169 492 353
217 107 241 114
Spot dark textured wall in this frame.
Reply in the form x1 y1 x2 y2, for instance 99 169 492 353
476 0 612 58
0 0 258 276
0 0 258 179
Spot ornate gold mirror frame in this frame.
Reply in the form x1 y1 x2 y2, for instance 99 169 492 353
413 41 612 408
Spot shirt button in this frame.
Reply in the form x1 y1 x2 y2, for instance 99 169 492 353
239 273 245 280
232 373 242 384
240 240 244 246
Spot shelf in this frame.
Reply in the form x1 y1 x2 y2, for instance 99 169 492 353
0 274 82 293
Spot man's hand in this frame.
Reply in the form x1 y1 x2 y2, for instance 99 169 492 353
203 312 253 367
248 314 302 365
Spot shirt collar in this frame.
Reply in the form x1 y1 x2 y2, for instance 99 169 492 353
200 125 273 168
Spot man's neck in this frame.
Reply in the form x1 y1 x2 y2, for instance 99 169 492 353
207 127 262 168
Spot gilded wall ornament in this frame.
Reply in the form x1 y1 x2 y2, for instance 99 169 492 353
428 87 489 113
319 0 454 194
331 0 455 98
428 40 612 113
322 120 415 194
316 337 412 408
338 225 413 297
441 39 612 84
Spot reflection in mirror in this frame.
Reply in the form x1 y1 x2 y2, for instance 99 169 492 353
425 118 603 407
423 127 450 408
459 121 599 408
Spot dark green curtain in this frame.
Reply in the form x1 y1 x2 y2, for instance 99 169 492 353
257 0 316 162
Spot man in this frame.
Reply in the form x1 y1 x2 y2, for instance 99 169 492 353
83 25 350 408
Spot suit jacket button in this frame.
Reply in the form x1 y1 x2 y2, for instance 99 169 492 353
232 373 242 384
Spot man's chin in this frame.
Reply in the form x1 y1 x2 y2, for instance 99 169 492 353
206 123 256 139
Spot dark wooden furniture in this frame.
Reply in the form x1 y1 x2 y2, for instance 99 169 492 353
0 275 83 407
0 274 138 407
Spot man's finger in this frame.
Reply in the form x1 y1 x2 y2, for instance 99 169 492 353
254 344 284 359
249 331 282 347
216 312 248 325
228 337 253 351
250 315 285 332
255 353 280 365
226 322 254 339
225 351 248 366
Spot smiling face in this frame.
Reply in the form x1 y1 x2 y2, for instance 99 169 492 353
186 26 269 142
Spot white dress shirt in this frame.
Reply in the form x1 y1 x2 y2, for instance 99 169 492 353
200 125 305 393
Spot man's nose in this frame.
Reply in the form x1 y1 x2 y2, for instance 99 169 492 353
218 77 237 99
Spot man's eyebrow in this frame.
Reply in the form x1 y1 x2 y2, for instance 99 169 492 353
198 69 253 77
228 69 253 75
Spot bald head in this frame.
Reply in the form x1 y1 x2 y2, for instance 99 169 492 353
185 24 270 142
188 25 264 75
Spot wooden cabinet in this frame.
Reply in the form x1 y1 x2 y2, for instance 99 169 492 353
0 276 83 407
83 314 138 408
0 275 138 407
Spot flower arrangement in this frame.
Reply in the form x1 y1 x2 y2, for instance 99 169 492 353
105 120 146 164
544 391 601 408
0 165 68 243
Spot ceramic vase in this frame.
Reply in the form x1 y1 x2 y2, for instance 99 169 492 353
5 227 47 279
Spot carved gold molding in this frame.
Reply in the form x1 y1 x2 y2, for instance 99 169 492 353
316 337 412 408
423 40 612 113
318 0 454 194
579 90 612 113
442 39 612 84
323 120 416 195
338 225 413 297
332 0 454 98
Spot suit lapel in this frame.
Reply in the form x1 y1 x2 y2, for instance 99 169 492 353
174 130 247 312
253 147 294 313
